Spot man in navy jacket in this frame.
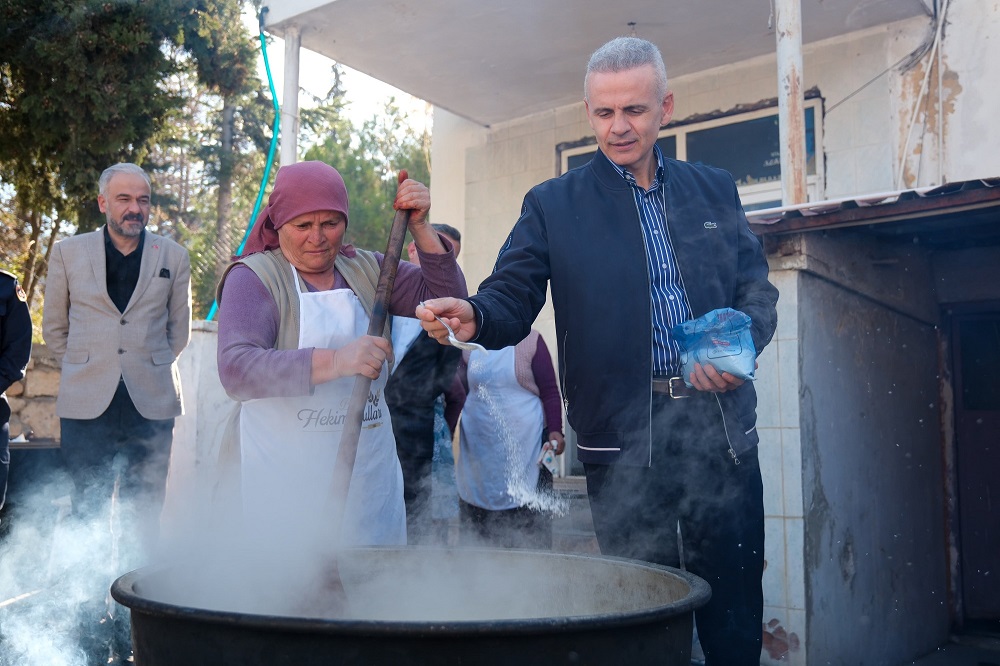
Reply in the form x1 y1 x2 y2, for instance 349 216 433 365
420 37 778 665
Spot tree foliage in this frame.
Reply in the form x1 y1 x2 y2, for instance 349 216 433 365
0 1 431 319
304 81 432 254
144 43 273 319
0 0 273 319
0 0 185 230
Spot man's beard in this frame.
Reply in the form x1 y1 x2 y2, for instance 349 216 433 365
108 212 145 238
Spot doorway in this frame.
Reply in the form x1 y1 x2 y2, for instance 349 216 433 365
950 306 1000 625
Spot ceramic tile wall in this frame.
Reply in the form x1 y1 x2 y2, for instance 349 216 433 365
758 269 806 665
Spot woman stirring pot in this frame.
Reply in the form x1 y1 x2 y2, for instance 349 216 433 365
216 162 467 572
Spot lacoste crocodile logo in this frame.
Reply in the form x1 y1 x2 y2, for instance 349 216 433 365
704 221 718 229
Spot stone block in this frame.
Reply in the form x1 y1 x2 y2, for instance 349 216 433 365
25 366 61 397
19 397 59 440
8 413 24 439
6 380 24 397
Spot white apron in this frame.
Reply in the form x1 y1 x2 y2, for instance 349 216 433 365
457 346 544 511
240 267 406 549
389 315 423 373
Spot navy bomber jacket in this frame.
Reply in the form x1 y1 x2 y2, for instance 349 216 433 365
469 149 779 466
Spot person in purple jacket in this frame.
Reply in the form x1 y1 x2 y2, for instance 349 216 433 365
215 161 467 562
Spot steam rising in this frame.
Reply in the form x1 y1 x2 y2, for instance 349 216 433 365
0 467 143 665
474 382 567 516
120 547 694 623
2 360 578 662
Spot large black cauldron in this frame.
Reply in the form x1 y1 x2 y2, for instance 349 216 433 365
111 547 710 665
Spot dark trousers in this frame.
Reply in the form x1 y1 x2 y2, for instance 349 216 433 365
58 380 174 663
584 392 764 666
397 447 434 542
60 380 174 559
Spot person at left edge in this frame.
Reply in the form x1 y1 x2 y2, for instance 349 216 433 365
0 268 32 524
215 161 467 558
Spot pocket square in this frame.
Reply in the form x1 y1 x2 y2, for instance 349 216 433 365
159 268 170 278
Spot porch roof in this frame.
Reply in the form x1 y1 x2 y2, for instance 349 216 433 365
746 178 1000 250
260 0 931 127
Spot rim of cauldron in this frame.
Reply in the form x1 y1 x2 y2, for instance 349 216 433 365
110 548 711 637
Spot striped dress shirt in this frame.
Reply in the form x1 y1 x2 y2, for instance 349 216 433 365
608 147 692 376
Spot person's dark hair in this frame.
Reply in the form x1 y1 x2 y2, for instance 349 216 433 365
585 37 668 101
432 223 461 244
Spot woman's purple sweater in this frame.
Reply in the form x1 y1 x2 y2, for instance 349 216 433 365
218 243 467 401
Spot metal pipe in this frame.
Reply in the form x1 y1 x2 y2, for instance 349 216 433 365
775 0 807 205
206 8 281 320
280 25 301 167
936 0 944 185
896 3 947 190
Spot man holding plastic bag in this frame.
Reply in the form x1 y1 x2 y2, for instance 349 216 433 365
419 37 778 665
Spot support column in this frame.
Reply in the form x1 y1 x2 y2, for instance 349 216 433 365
775 0 808 205
280 25 301 166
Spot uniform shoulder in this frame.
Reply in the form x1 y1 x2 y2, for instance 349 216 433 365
0 270 27 302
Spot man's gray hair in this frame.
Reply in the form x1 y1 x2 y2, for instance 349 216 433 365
99 163 151 195
584 37 668 101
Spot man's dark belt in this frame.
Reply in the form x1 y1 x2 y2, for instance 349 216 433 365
651 376 696 399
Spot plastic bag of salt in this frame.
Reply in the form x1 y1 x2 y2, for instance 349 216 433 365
671 308 756 387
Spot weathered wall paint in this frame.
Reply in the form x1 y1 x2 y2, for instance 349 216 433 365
798 236 949 664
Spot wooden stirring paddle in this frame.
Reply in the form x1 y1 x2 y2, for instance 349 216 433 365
324 169 413 612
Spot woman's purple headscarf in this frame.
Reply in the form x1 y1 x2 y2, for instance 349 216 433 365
238 161 350 258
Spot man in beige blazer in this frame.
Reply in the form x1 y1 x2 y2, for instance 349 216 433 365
43 160 191 515
42 162 190 663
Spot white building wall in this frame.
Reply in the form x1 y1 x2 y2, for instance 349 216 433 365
262 0 333 25
456 17 947 296
819 23 913 196
161 322 235 543
756 267 807 665
462 104 590 350
941 0 1000 182
430 109 487 255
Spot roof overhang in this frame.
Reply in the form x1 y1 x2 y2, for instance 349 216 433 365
747 179 1000 250
260 0 932 127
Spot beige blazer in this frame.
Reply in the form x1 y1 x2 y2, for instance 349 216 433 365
42 227 192 420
